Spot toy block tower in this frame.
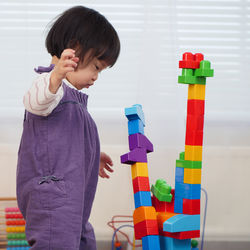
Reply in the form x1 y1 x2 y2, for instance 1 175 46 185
120 104 161 250
120 53 214 250
174 52 214 217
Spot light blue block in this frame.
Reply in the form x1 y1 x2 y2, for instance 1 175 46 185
160 236 191 250
163 214 200 232
175 167 184 183
7 248 31 250
175 182 201 199
134 191 152 208
125 104 145 125
174 196 183 213
128 119 144 135
142 235 161 250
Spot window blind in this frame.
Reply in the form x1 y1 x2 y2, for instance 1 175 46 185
0 0 249 146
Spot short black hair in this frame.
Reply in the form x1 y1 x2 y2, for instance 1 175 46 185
46 6 120 67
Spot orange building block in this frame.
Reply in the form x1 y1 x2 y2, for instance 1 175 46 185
156 212 178 231
133 206 157 224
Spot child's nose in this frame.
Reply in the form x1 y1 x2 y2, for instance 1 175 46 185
92 73 98 82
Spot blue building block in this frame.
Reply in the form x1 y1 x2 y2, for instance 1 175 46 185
160 236 191 250
134 191 152 208
163 214 200 233
142 235 161 250
128 119 144 135
174 196 183 214
175 182 201 199
125 104 145 125
7 248 31 250
175 167 184 183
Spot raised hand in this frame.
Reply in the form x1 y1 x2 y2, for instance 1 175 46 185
50 49 79 93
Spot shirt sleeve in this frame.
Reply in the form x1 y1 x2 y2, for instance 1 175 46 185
23 72 64 116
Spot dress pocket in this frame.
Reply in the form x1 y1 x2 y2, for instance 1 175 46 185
37 176 69 210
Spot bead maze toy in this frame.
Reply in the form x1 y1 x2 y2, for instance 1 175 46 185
120 52 214 250
0 198 30 250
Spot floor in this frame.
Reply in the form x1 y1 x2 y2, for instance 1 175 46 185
97 240 250 250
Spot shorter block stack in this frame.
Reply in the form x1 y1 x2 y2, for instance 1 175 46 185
120 104 160 250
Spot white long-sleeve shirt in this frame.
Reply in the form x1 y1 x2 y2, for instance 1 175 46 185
23 72 77 116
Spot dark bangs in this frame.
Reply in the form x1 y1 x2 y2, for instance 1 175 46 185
46 6 120 67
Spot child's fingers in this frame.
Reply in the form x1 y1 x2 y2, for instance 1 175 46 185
104 154 113 166
104 164 114 173
62 66 75 74
72 57 79 63
63 59 78 68
99 169 110 178
61 49 75 60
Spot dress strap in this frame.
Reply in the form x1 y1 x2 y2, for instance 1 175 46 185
34 64 55 74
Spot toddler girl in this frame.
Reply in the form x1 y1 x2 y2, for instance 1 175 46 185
16 6 120 250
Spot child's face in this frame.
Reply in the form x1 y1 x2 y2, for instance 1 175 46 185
66 56 108 90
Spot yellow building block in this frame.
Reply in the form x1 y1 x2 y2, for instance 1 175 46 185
131 162 149 179
188 84 206 100
185 145 203 161
184 168 202 184
133 206 157 224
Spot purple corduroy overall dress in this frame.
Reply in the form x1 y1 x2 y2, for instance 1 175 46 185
16 67 100 250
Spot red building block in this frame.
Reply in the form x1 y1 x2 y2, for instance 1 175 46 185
186 114 204 131
132 176 150 193
187 99 205 116
152 189 175 213
183 199 200 215
179 52 204 69
185 130 203 146
134 219 159 239
159 229 200 240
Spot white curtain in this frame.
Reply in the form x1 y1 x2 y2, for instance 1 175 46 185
0 0 249 148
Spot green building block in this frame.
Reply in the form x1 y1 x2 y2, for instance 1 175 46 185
176 152 202 169
194 60 214 77
151 179 172 202
178 68 206 85
179 152 185 160
176 159 202 169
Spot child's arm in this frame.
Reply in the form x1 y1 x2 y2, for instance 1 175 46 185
23 49 78 116
23 72 64 116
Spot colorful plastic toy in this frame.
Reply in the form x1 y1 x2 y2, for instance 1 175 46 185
120 52 214 250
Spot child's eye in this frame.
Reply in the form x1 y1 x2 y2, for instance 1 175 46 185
95 65 100 70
